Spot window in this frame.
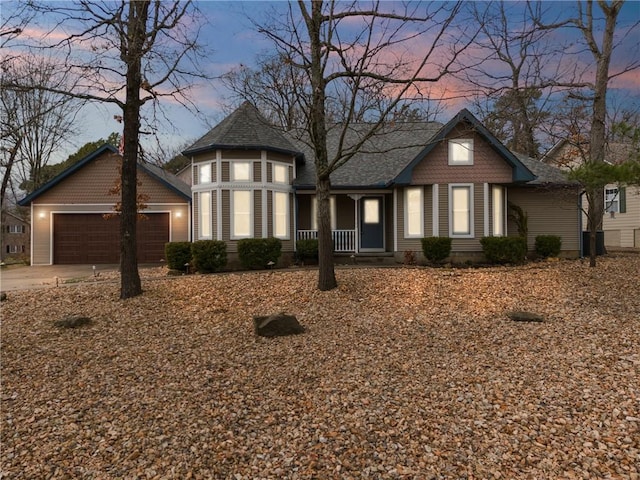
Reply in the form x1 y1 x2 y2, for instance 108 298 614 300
605 188 619 213
404 187 423 238
232 190 252 238
199 192 211 238
6 245 24 254
273 164 288 184
492 186 504 236
232 162 251 182
449 184 474 237
311 196 336 230
273 192 289 239
7 225 25 234
448 139 474 165
199 163 211 184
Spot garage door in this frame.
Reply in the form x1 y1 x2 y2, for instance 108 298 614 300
53 213 169 264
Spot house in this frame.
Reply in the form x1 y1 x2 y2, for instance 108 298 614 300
18 144 191 265
1 210 30 263
184 102 581 264
543 140 639 248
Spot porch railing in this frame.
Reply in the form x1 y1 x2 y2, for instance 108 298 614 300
297 229 356 252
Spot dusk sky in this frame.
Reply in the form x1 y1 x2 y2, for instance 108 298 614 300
3 1 640 163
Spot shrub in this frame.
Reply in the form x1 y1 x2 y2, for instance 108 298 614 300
421 237 452 263
164 241 192 271
238 237 282 270
480 236 527 264
295 239 318 264
535 235 562 258
191 240 227 273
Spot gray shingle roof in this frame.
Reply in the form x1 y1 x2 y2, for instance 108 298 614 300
513 153 577 186
183 102 301 156
288 122 443 188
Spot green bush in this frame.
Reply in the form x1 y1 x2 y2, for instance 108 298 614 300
164 241 192 271
535 235 562 258
237 237 282 270
191 240 227 273
480 236 527 264
421 237 452 263
295 239 318 264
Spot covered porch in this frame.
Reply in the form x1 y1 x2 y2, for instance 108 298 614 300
296 192 392 253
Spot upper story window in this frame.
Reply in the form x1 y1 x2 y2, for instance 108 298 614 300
199 163 211 184
7 225 26 234
232 162 251 182
449 139 474 165
273 164 288 184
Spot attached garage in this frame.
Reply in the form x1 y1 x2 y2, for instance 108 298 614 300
53 213 170 264
19 144 192 265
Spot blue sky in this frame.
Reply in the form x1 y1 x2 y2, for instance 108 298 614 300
3 1 639 163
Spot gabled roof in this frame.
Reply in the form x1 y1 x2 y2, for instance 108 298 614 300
18 144 191 206
394 109 536 185
183 101 302 157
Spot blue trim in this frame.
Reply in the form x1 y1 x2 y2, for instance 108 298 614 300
393 109 536 185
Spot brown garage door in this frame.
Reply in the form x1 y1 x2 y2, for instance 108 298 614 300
53 213 169 264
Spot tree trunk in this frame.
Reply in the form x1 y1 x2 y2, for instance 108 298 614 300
316 176 337 291
119 1 148 299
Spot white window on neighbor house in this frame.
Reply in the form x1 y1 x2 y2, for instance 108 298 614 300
448 139 474 165
605 188 619 213
232 190 252 238
232 162 251 182
199 191 212 238
311 196 337 231
273 164 288 184
199 163 211 184
273 192 289 239
492 185 505 236
449 184 474 237
404 187 423 238
6 245 24 253
7 225 25 234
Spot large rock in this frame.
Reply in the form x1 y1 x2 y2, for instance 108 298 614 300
54 315 93 329
507 311 544 323
253 313 305 337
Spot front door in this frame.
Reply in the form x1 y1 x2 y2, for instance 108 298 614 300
360 196 384 251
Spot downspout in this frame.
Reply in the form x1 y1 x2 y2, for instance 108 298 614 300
579 190 584 258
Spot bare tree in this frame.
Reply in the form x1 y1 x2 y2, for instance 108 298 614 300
253 0 474 291
0 55 82 208
12 1 208 298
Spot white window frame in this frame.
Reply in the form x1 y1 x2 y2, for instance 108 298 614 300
605 188 619 213
231 190 253 239
273 191 289 239
404 187 424 238
199 163 211 184
449 184 474 238
232 162 252 182
492 185 505 236
8 225 25 234
273 164 288 184
311 196 336 231
448 139 474 165
199 191 212 239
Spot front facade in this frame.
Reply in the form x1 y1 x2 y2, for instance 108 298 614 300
19 145 191 265
184 104 581 263
1 210 30 263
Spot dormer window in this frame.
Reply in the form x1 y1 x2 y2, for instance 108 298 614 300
232 162 251 182
449 139 474 165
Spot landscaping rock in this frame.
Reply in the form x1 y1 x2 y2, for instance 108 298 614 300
507 310 544 322
0 292 6 302
253 313 305 337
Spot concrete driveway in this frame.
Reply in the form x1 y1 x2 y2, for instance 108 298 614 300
0 264 158 291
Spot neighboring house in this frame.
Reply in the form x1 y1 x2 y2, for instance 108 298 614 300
18 144 191 265
1 210 30 263
184 102 581 263
544 140 639 248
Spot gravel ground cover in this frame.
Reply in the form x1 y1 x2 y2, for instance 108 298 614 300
2 254 639 479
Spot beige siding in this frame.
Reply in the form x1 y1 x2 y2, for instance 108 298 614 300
221 190 230 244
335 196 355 229
254 190 262 238
221 162 230 182
602 185 640 248
508 187 580 255
193 192 200 238
253 162 262 183
266 152 295 165
222 151 261 160
412 130 513 185
298 195 313 230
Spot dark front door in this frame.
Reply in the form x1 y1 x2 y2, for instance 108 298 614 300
360 196 384 250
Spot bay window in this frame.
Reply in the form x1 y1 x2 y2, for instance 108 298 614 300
273 192 289 239
232 190 252 238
